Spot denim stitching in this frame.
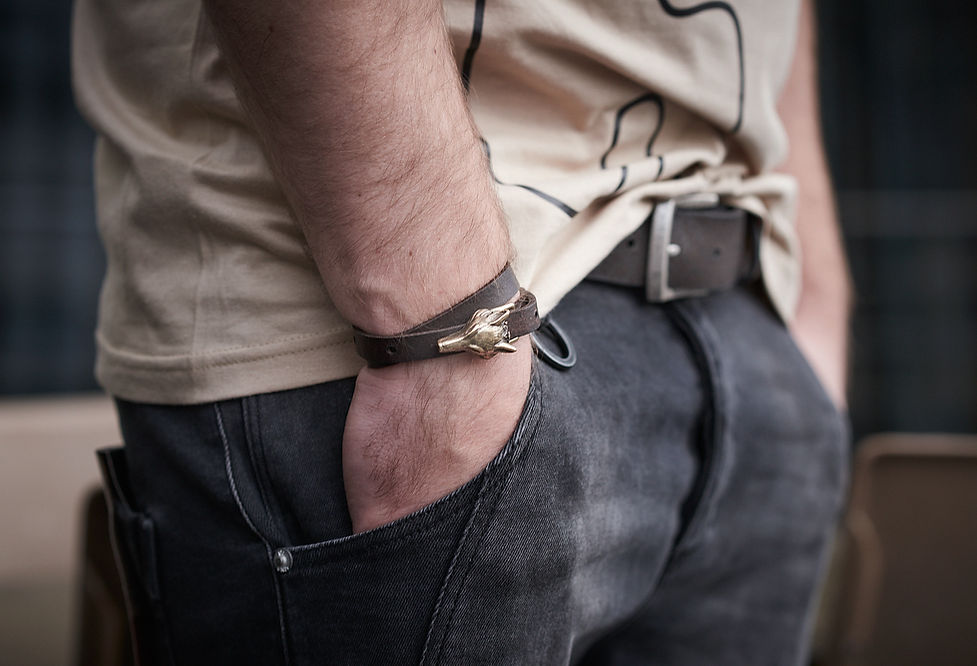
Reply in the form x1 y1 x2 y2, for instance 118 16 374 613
664 299 729 550
214 403 292 666
417 474 492 665
293 443 531 569
424 383 544 665
263 541 293 666
289 371 543 563
244 396 290 544
290 500 476 570
430 490 504 664
428 429 539 666
215 403 266 542
101 450 134 510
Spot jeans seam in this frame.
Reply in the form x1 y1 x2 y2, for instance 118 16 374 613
420 379 544 665
215 403 292 666
243 395 292 544
417 476 493 666
287 365 544 562
290 498 479 566
427 481 508 666
263 541 293 666
425 442 533 666
664 299 728 550
216 403 267 541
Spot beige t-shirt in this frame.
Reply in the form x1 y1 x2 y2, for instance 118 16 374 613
72 0 802 404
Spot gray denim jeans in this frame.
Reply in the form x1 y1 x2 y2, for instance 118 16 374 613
103 280 850 665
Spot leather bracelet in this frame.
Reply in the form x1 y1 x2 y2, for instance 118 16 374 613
352 264 541 367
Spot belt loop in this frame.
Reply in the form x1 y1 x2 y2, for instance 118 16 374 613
742 213 763 283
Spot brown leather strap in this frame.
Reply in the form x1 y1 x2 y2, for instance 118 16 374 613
352 265 540 367
587 205 759 297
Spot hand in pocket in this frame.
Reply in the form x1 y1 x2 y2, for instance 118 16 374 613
341 338 533 534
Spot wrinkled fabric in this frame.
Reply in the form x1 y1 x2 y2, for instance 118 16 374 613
73 0 803 404
106 281 848 665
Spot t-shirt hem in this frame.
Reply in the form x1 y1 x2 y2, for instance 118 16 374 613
96 334 366 405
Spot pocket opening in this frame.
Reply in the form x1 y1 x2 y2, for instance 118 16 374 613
285 361 545 562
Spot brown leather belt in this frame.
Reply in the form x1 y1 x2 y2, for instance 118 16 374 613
586 200 760 302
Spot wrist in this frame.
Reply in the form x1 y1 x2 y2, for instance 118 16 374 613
327 228 511 335
350 263 538 368
355 335 533 409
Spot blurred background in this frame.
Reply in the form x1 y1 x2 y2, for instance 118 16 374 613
1 0 975 664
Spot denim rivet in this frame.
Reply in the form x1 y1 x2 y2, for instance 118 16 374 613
274 548 292 573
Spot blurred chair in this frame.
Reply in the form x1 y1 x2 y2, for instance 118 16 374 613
76 486 134 666
814 434 977 666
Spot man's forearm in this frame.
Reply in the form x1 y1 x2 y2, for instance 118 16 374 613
203 0 510 334
779 0 852 407
204 0 532 534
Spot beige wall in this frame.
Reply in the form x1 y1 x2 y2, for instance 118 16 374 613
0 394 121 666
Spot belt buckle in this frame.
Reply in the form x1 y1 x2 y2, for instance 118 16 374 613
645 198 712 303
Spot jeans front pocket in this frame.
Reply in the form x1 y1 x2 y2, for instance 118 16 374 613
219 364 544 665
96 446 175 666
